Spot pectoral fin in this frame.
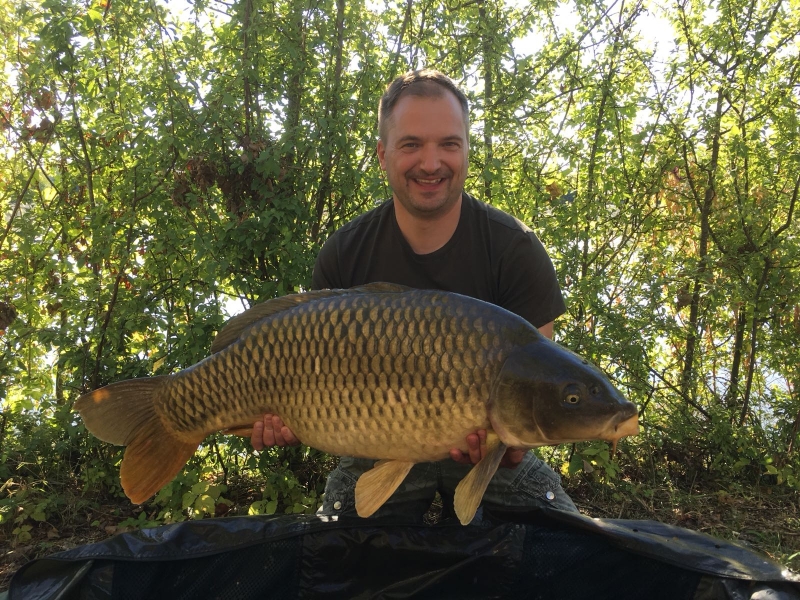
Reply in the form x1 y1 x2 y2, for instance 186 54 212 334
454 440 508 525
354 459 415 518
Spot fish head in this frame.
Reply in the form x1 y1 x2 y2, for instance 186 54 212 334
489 340 639 449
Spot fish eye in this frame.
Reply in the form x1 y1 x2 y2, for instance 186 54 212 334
563 384 582 405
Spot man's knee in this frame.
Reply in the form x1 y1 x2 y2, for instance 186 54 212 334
319 459 367 516
483 453 578 513
320 459 438 521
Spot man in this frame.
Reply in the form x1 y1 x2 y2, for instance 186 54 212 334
251 69 577 520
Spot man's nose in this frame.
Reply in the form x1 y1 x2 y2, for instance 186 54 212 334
418 144 442 173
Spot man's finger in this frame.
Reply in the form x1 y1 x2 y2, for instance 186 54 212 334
500 448 527 469
263 413 278 446
269 414 287 446
467 432 483 465
449 448 470 464
251 420 265 451
281 426 301 446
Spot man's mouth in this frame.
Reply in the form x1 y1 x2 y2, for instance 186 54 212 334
412 177 445 187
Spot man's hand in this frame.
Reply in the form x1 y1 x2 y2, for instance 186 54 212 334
449 430 526 469
250 414 301 450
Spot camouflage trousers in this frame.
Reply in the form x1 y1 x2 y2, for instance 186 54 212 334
320 451 578 522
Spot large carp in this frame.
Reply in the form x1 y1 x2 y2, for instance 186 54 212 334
75 283 638 525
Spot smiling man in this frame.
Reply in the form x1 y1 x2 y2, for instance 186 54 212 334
251 70 577 521
376 76 467 254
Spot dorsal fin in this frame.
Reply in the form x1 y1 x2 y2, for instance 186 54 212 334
210 289 345 354
209 282 413 354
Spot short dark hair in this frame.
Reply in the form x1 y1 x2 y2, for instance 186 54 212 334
378 70 470 142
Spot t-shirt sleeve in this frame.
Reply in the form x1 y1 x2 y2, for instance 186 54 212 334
311 234 342 291
498 231 566 328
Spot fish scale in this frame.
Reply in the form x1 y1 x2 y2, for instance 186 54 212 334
75 283 639 523
160 292 497 459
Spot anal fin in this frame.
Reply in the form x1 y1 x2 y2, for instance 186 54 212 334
355 459 415 518
454 440 507 525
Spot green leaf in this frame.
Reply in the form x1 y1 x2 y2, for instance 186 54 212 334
568 454 583 475
86 9 103 24
190 481 210 495
182 491 198 510
194 494 216 514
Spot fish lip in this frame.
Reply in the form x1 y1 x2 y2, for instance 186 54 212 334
607 413 639 454
612 413 640 438
600 413 639 446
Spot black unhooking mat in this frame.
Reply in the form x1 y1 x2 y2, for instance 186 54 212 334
7 507 800 600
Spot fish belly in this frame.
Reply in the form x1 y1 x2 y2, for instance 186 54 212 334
282 390 489 462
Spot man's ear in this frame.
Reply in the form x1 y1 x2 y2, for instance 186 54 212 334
377 139 386 170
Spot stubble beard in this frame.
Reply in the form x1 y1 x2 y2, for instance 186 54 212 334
394 171 462 220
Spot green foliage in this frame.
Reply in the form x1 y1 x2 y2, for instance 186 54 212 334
566 442 622 481
0 484 59 544
1 0 799 547
246 444 329 516
248 472 321 517
144 466 232 524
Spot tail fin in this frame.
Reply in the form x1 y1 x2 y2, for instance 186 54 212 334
75 377 201 504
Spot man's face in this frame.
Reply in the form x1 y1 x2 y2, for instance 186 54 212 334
377 92 469 220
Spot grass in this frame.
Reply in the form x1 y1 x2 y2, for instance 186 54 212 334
569 477 800 574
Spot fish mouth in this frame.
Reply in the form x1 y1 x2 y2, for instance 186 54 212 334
608 414 640 453
614 414 640 437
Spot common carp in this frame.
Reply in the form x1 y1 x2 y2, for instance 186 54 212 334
75 283 638 525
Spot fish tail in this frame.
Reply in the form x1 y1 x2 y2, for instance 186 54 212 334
74 376 201 504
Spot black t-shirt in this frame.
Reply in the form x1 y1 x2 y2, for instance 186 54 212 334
312 193 566 328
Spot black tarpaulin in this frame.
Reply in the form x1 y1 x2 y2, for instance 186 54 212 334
7 507 800 600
